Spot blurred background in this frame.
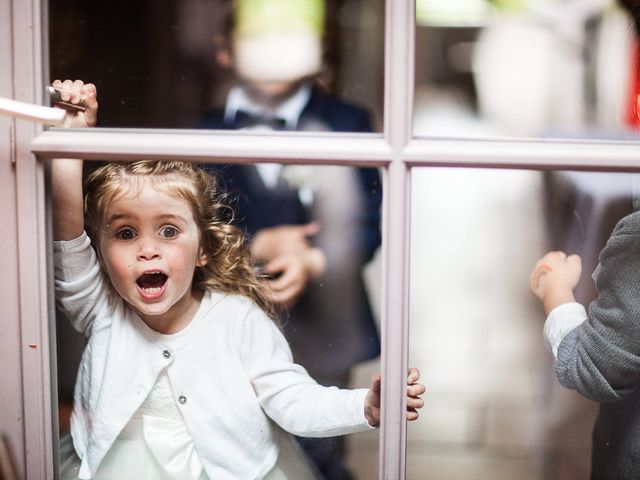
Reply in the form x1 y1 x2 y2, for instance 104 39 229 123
49 0 640 479
49 0 640 138
413 0 640 138
48 0 385 130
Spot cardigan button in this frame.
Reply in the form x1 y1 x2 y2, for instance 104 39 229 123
162 349 171 359
178 395 187 405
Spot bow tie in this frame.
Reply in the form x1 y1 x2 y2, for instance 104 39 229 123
233 110 287 131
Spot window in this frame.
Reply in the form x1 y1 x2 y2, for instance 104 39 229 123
4 1 640 479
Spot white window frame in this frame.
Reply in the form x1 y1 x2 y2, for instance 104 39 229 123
6 1 640 479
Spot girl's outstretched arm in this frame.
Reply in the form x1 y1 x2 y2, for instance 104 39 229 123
364 367 426 427
51 79 98 241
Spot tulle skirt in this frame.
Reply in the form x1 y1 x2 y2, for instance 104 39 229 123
60 419 309 480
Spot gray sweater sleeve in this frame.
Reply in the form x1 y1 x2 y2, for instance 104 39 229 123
556 211 640 403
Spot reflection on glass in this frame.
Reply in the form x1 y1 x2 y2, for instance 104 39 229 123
54 160 381 479
48 0 384 131
408 167 639 479
414 0 640 139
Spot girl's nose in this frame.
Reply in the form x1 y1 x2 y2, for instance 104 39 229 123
136 239 161 261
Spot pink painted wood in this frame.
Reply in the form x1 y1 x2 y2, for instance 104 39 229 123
3 1 55 479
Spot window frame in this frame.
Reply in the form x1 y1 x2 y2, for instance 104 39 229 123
8 1 640 479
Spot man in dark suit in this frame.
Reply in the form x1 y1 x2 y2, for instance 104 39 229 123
200 1 381 478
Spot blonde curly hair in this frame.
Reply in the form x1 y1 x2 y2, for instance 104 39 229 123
84 160 275 318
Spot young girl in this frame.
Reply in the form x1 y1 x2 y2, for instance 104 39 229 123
52 79 425 480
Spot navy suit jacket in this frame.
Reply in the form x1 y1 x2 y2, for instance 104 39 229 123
199 86 381 379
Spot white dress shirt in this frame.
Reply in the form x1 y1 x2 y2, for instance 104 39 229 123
223 83 312 189
543 302 588 358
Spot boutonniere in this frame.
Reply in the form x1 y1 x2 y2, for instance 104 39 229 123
280 165 318 206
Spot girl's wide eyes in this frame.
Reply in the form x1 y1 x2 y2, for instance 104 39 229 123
113 226 179 240
159 226 179 238
116 228 136 240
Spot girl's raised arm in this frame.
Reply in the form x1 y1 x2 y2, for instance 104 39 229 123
51 80 98 241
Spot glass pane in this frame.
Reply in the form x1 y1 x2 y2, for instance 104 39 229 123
409 167 639 479
53 160 381 479
48 0 384 132
414 0 640 140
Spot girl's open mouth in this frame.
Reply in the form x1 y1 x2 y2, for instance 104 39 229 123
136 272 168 299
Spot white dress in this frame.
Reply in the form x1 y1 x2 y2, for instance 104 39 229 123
92 370 208 480
87 310 292 480
65 370 291 480
61 364 302 480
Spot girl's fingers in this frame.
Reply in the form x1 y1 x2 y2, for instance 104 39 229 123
84 83 98 104
407 397 424 409
83 83 99 126
406 366 425 416
406 369 425 410
53 79 89 99
59 79 74 101
72 80 84 95
371 372 382 391
407 367 420 384
407 383 426 397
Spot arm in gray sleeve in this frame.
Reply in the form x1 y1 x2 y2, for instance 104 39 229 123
555 211 640 402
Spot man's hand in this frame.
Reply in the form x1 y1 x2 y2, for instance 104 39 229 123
52 79 98 128
263 248 326 308
364 368 426 428
250 223 320 261
530 251 581 315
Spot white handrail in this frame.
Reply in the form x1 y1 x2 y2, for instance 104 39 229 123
0 96 65 125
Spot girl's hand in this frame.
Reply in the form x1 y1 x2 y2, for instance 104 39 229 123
364 368 426 427
51 79 98 128
50 79 97 241
530 251 581 314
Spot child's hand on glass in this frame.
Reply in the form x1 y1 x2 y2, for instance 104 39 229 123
51 79 98 128
530 251 582 314
364 368 426 427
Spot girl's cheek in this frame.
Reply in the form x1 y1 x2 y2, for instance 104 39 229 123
104 255 132 285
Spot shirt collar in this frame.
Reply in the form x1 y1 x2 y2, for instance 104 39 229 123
223 82 312 130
